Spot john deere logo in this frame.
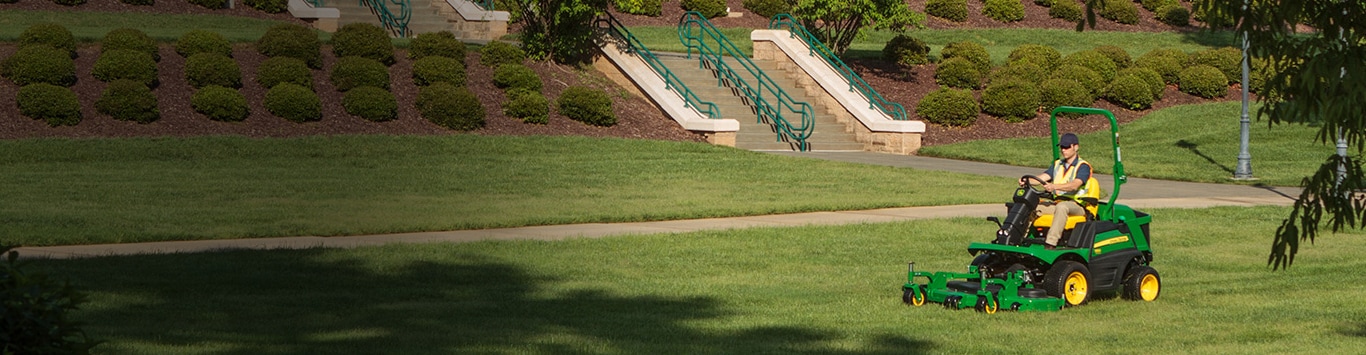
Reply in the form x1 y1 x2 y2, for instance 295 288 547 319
1016 190 1024 197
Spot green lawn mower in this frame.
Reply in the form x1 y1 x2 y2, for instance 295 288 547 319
901 106 1159 313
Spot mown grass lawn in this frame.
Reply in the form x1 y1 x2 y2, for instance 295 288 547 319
33 206 1366 354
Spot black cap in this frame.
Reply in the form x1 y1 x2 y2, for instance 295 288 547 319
1059 133 1079 147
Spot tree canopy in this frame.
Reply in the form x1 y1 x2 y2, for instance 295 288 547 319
507 0 608 64
791 0 925 55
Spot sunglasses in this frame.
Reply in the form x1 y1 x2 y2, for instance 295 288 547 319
1059 144 1075 149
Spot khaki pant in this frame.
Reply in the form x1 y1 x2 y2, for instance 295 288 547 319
1036 200 1085 246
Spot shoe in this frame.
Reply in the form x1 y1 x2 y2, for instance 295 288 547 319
1044 244 1056 250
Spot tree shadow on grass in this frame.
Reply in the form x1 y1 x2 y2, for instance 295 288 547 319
1175 139 1235 175
39 248 934 354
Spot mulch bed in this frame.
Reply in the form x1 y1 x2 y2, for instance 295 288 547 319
0 0 1236 147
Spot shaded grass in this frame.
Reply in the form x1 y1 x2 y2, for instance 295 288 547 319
0 135 1012 246
35 206 1366 353
919 102 1333 186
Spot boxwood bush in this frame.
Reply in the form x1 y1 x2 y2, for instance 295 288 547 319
1093 45 1132 69
493 64 543 95
741 0 789 18
244 0 287 13
2 45 77 87
330 56 390 91
185 52 242 89
257 24 322 69
93 49 159 87
557 86 616 126
332 23 396 66
96 79 160 123
191 85 249 122
342 86 398 122
1193 4 1234 28
256 56 313 90
1157 4 1190 26
617 0 663 16
1051 64 1105 96
418 82 485 131
882 34 930 68
1034 0 1055 5
941 41 991 74
1098 0 1139 25
1008 44 1061 70
1140 0 1176 11
101 28 159 61
681 0 727 18
925 0 968 22
990 61 1046 86
1117 67 1165 100
412 56 467 86
982 79 1040 122
934 57 983 89
17 83 81 126
1178 64 1228 99
479 41 526 68
983 0 1025 22
264 83 322 122
1136 48 1188 84
409 31 466 60
1049 0 1083 22
1105 74 1155 109
916 88 978 127
176 30 233 58
18 23 76 57
1190 47 1243 84
1061 49 1117 82
1040 78 1093 115
503 91 550 124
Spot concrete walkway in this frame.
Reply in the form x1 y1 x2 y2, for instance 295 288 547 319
13 152 1300 260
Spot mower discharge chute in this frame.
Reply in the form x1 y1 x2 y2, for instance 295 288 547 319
902 107 1159 313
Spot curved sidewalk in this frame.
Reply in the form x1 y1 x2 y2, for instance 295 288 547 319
13 153 1299 260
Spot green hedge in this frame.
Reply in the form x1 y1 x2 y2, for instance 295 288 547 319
2 45 77 87
93 49 159 87
741 0 790 18
1157 4 1190 26
1061 49 1117 82
418 82 485 131
408 31 466 60
941 41 991 73
934 57 983 90
244 0 287 13
332 23 396 66
882 34 930 68
96 79 160 123
176 30 233 58
1040 78 1093 115
1049 0 1083 22
618 0 663 16
503 91 550 124
925 0 968 22
1105 74 1155 110
342 86 398 122
1178 64 1228 99
185 53 242 89
990 61 1046 86
492 64 542 95
681 0 727 18
1007 44 1061 70
1190 47 1242 84
1117 67 1165 100
256 56 313 90
192 85 250 122
412 56 467 86
1051 64 1105 96
19 23 76 58
982 79 1041 122
1093 45 1132 69
264 83 322 122
101 28 159 61
17 83 81 126
479 41 526 68
916 88 978 127
330 56 390 92
1136 48 1188 84
257 24 322 69
983 0 1025 22
557 86 616 126
1098 0 1139 25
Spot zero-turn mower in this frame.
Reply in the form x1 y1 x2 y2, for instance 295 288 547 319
901 106 1159 313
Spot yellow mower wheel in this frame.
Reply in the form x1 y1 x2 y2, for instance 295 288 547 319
1044 260 1092 307
1124 265 1161 301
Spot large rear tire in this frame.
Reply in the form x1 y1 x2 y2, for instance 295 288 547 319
1123 265 1161 301
1043 260 1091 307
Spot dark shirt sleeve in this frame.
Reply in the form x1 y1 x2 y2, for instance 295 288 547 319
1075 163 1091 182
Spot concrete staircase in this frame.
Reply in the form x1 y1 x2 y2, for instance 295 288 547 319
653 54 863 151
322 0 475 37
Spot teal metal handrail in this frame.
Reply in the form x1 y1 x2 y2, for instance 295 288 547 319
360 0 411 37
596 12 720 119
768 13 908 121
476 0 494 10
678 11 814 151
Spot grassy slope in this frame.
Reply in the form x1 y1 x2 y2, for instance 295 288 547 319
38 206 1366 353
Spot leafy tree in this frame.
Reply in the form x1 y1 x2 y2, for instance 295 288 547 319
505 0 608 64
1192 0 1366 269
791 0 925 55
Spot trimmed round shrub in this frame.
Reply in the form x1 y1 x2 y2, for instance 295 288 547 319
681 0 727 18
916 88 979 127
1157 4 1190 26
17 83 81 126
409 31 466 60
18 23 76 57
264 83 322 122
1117 66 1165 100
1052 64 1105 96
1062 49 1117 82
1034 0 1055 6
1136 48 1188 84
983 0 1025 22
982 79 1041 122
332 23 396 66
1093 45 1132 69
1040 78 1093 115
418 82 485 131
1105 74 1155 109
1139 0 1176 12
742 0 790 18
256 56 313 89
1049 0 1083 22
93 49 159 87
557 86 616 126
101 28 159 61
503 91 550 124
617 0 663 16
934 57 983 89
185 52 242 89
991 61 1046 85
882 34 931 68
257 24 322 68
120 0 154 5
1 45 77 87
941 41 991 74
176 30 233 58
1190 46 1243 84
244 0 287 13
925 0 969 22
191 85 249 122
1178 64 1228 98
188 0 226 9
330 56 390 91
55 0 88 5
479 41 526 68
1098 0 1139 25
342 86 398 122
1008 44 1061 70
493 64 542 94
1193 5 1234 28
412 56 467 86
96 79 159 123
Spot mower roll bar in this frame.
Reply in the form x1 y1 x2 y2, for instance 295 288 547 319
1049 106 1125 220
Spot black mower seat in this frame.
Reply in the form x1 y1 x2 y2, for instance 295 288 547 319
947 281 1050 298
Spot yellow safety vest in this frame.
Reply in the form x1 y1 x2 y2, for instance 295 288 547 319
1051 158 1101 203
